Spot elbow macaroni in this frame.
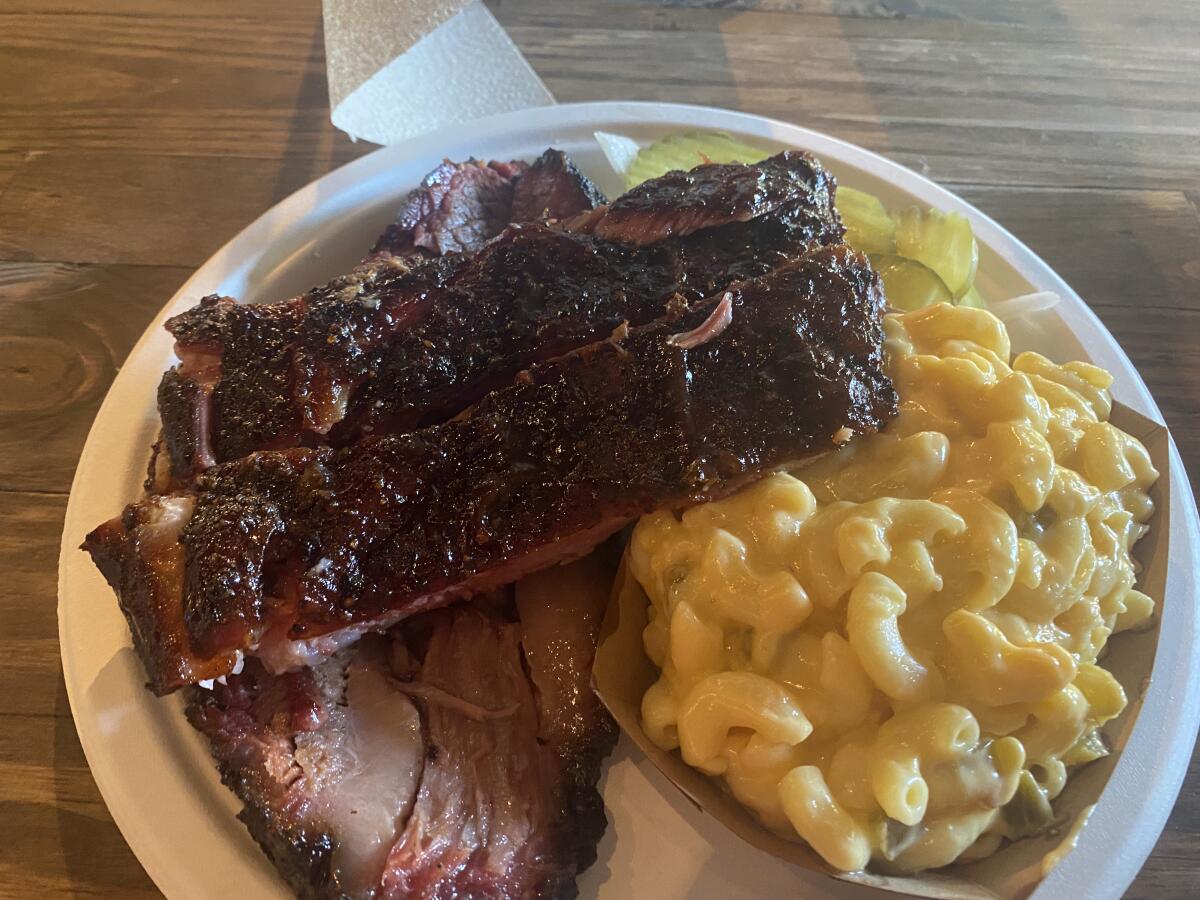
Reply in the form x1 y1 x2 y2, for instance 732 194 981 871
631 304 1158 872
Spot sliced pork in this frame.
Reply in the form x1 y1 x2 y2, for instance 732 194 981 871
154 151 841 484
85 246 895 694
187 643 425 898
189 563 617 900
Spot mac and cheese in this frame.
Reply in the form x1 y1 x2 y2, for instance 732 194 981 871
630 303 1157 872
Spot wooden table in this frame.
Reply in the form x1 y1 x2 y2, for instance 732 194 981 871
2 0 1196 895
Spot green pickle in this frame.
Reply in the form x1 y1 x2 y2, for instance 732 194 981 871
1002 770 1055 839
894 207 980 300
837 187 896 255
957 285 987 309
837 190 983 308
1062 729 1109 766
869 254 953 311
625 132 769 188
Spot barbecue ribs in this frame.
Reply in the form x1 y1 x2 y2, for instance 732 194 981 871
152 151 841 486
87 246 896 694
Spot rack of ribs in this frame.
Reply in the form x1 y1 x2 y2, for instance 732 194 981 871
85 245 896 694
151 152 841 487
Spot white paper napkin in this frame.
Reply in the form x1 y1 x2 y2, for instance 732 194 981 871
323 0 555 145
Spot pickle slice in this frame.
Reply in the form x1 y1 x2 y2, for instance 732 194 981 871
837 186 896 255
894 207 980 300
1002 771 1055 839
1062 729 1109 766
957 285 987 308
870 253 953 310
624 131 771 188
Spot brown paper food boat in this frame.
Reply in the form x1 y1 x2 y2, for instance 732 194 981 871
592 402 1173 900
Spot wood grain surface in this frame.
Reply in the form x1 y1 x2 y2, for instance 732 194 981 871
2 1 1196 897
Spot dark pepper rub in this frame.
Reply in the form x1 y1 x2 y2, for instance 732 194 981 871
157 151 843 484
85 245 896 693
578 149 835 246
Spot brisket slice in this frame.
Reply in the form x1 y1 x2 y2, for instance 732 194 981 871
188 565 616 900
510 149 608 224
85 245 895 694
155 151 841 484
370 149 606 260
370 158 528 260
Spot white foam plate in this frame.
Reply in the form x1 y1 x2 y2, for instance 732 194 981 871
58 102 1200 900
